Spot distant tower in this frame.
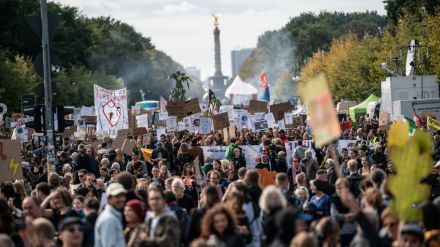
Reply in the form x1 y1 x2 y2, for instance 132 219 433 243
208 15 229 100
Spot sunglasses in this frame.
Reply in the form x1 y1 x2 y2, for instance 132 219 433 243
65 225 83 233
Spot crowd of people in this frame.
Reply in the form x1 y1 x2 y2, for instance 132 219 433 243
1 115 440 247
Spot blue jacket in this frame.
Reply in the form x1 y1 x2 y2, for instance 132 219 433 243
94 205 125 247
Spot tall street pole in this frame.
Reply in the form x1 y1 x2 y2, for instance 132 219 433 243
40 0 55 171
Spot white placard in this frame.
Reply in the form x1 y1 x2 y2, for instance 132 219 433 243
135 114 148 128
220 105 234 121
278 119 285 130
80 106 94 116
284 112 293 125
285 140 315 167
94 85 128 138
178 122 186 131
201 145 260 168
159 112 168 120
265 113 276 126
166 116 177 131
254 112 264 121
199 116 212 134
156 128 166 140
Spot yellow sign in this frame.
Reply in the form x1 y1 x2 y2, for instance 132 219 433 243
427 116 440 131
0 140 23 182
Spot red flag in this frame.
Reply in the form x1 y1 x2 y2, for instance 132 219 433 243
413 109 422 128
260 70 267 88
340 121 352 131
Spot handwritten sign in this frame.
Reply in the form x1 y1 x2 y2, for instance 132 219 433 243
0 140 23 182
199 116 212 134
212 112 230 132
270 102 292 121
166 103 187 118
185 98 201 116
249 100 267 114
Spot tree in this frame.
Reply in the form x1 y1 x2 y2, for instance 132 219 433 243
168 71 193 103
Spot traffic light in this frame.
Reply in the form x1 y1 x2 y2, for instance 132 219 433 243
24 105 45 132
55 105 74 131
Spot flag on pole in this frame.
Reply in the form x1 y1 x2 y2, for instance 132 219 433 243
261 86 270 102
208 89 216 102
260 70 268 88
413 108 422 128
159 95 167 112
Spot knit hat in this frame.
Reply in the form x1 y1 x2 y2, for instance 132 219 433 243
126 199 145 220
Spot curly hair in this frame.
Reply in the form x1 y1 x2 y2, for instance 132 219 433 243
56 187 73 207
200 204 237 239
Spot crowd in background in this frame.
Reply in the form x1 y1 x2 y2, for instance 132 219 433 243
1 115 440 247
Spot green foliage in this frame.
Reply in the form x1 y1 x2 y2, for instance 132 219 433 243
0 50 40 113
383 0 440 27
387 121 433 221
168 71 193 103
0 0 183 110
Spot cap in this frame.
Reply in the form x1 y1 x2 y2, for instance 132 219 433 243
125 200 145 220
58 217 83 231
400 224 424 242
106 183 127 196
279 129 286 134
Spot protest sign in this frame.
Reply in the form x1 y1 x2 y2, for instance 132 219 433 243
299 74 341 147
185 98 201 115
212 112 230 132
220 105 234 121
284 112 293 125
223 126 236 142
94 85 128 138
202 145 260 168
256 169 277 187
278 120 285 130
132 127 148 137
254 120 268 131
156 128 166 140
178 122 186 131
191 113 201 127
183 116 192 130
249 100 267 114
199 116 212 134
335 140 357 155
379 112 390 129
80 106 94 116
166 102 187 118
0 140 22 182
285 140 315 167
131 105 141 115
121 138 136 155
427 116 440 131
292 116 304 127
264 113 276 126
159 112 168 120
166 116 177 131
270 102 292 121
421 112 437 121
135 114 148 128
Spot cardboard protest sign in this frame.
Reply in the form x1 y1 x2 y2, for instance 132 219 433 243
0 140 23 182
254 120 268 131
421 112 436 121
166 102 187 118
131 127 148 137
270 102 292 121
199 116 212 134
152 112 166 127
131 105 141 115
121 138 136 155
212 112 230 132
299 74 341 147
249 100 267 114
379 112 390 129
219 105 234 121
117 129 131 137
256 169 277 187
94 85 128 138
223 126 236 142
185 98 201 116
64 126 76 138
292 116 304 127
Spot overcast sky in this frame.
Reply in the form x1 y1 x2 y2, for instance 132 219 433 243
52 0 386 80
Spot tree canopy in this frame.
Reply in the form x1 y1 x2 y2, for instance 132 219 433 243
0 0 183 112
